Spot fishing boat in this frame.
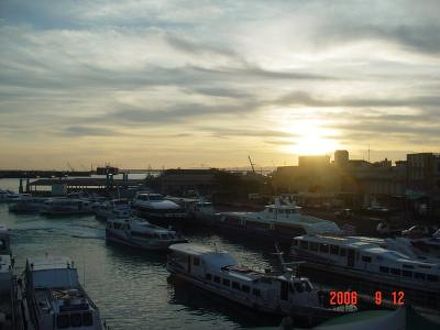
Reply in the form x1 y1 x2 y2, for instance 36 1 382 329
166 243 355 325
290 234 440 310
215 197 341 242
132 193 186 225
22 255 105 330
94 199 132 221
9 196 49 213
40 198 95 216
105 217 187 250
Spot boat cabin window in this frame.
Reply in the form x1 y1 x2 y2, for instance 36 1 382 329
300 241 308 250
241 285 250 293
319 243 329 253
223 279 230 286
232 282 240 290
70 313 82 327
82 312 93 326
56 314 70 329
414 273 425 280
206 273 212 280
427 275 439 282
214 276 220 283
402 270 412 277
402 264 414 269
252 288 261 297
390 268 401 276
330 245 339 255
294 282 304 293
292 240 298 246
339 248 346 256
310 242 319 251
380 266 389 273
361 256 372 263
193 257 200 266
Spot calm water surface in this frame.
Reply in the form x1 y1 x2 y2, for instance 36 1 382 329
1 179 282 329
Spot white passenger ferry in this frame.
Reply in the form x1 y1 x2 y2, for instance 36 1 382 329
22 256 105 330
167 243 355 324
216 198 341 242
290 234 440 295
132 193 186 224
106 217 187 250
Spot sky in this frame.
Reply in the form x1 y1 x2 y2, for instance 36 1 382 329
0 0 439 170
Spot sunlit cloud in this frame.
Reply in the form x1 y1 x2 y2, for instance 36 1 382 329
0 0 439 169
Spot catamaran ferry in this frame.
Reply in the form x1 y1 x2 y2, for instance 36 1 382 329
166 243 355 325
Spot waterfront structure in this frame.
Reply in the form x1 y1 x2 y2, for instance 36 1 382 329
155 169 217 195
105 217 187 250
22 256 105 329
167 243 355 325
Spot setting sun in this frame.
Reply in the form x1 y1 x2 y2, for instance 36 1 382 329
281 119 341 155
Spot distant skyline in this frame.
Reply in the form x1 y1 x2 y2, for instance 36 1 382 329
1 1 439 169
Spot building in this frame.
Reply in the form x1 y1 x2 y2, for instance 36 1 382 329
156 169 218 195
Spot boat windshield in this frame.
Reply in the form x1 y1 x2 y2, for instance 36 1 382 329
148 195 164 201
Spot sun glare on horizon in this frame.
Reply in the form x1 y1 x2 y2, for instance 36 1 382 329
281 119 341 156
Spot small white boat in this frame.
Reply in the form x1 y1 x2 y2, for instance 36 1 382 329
9 196 49 213
22 256 105 330
167 243 355 325
94 199 132 221
0 190 21 203
190 200 216 224
40 198 94 216
132 193 186 224
105 217 187 250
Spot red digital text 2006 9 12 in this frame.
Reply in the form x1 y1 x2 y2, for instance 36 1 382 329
329 290 405 306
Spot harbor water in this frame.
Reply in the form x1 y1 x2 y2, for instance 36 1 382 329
0 178 282 330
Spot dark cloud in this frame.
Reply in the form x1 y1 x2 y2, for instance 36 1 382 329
60 126 118 137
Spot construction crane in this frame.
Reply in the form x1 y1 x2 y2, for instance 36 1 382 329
248 155 256 174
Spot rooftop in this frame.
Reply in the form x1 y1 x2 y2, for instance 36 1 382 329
27 256 74 271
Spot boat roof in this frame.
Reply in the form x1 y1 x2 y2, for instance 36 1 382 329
27 256 74 271
169 243 217 256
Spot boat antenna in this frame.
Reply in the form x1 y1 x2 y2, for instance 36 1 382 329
273 243 304 277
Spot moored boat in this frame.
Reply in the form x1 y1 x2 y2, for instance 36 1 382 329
215 198 341 242
105 217 187 250
166 243 355 326
94 198 132 221
132 193 186 225
290 234 440 310
22 255 105 330
40 198 94 216
9 196 48 213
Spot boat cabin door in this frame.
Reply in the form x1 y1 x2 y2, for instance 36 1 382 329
280 280 288 301
347 249 355 267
